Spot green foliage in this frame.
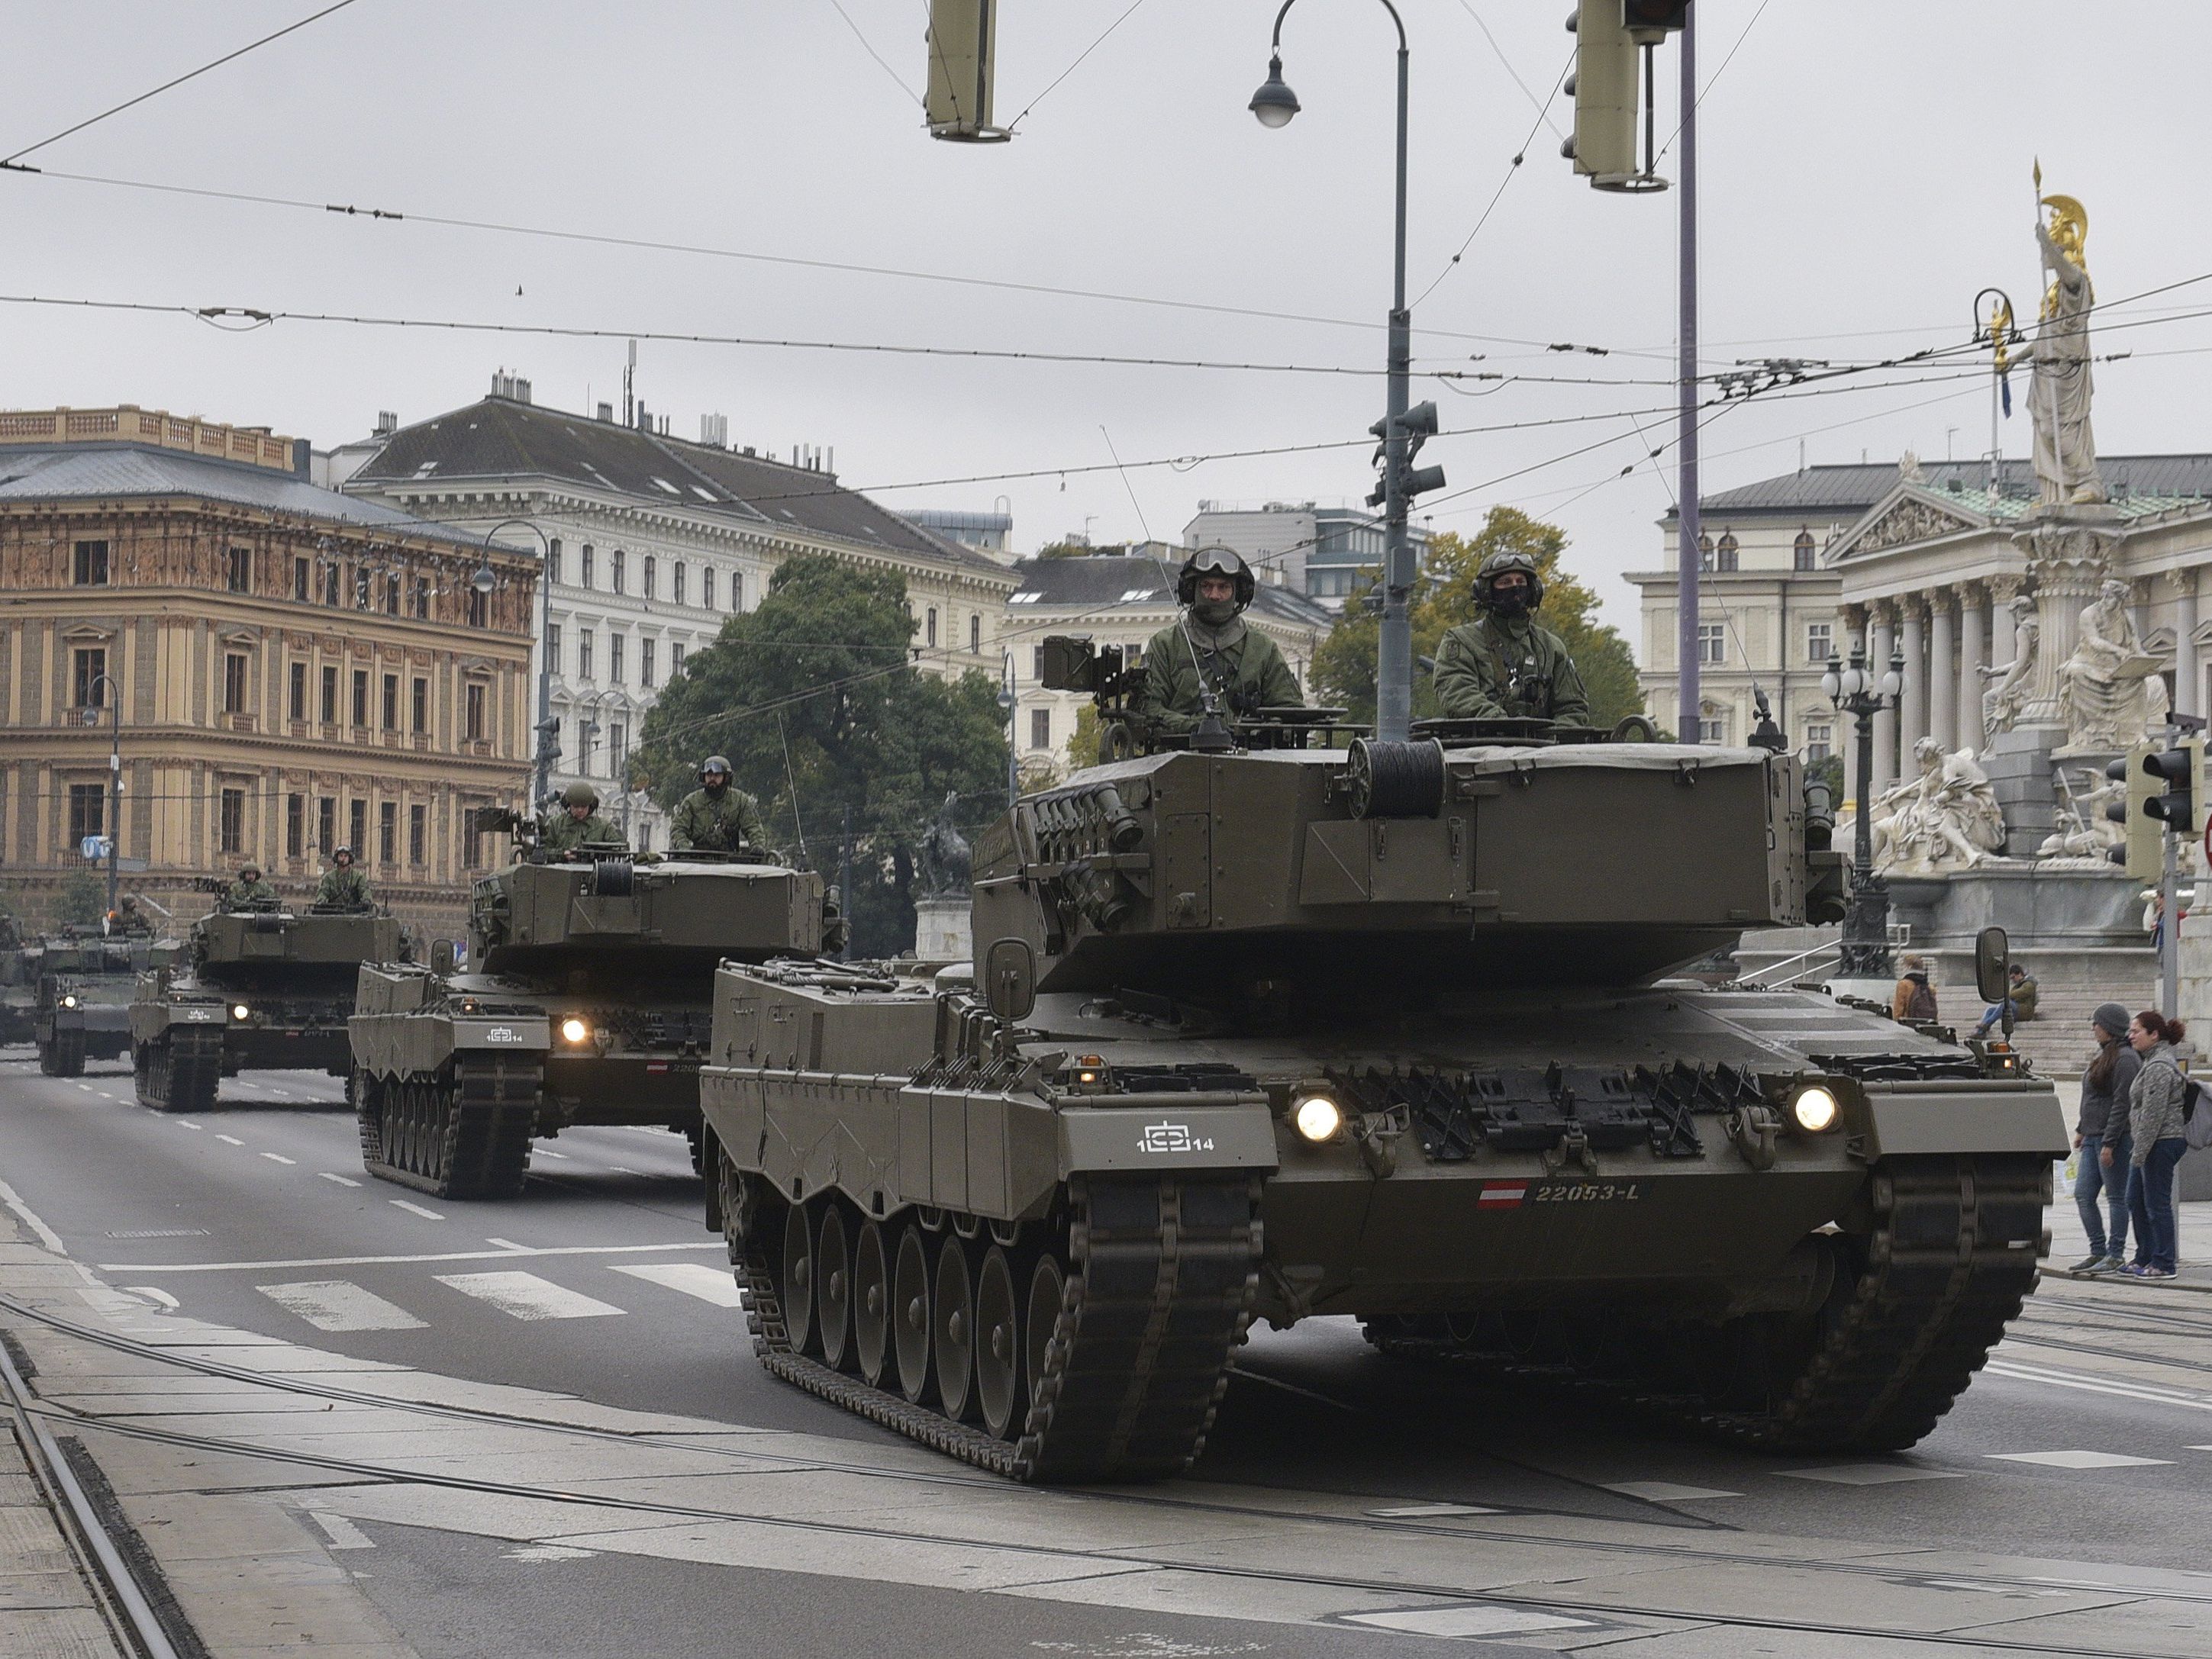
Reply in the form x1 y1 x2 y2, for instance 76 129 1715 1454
1068 704 1101 771
1806 753 1845 804
55 869 105 929
1032 542 1091 561
634 553 1010 958
1311 508 1645 728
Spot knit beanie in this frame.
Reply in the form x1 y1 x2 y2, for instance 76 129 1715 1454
2093 1002 2130 1041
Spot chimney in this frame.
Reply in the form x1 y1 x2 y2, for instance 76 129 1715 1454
372 411 398 439
597 402 614 423
514 376 532 406
700 412 728 448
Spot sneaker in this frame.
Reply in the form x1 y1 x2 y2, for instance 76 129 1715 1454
2101 1256 2128 1273
2137 1266 2178 1280
2118 1263 2162 1278
2066 1254 2108 1273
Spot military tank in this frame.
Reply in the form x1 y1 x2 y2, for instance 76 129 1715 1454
34 926 165 1076
130 900 403 1111
695 709 2065 1483
0 920 37 1048
347 831 824 1200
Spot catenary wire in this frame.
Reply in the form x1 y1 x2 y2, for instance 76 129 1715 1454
1411 47 1573 310
1003 0 1150 133
824 0 923 108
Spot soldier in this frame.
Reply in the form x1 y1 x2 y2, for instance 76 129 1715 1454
1433 551 1591 725
539 781 623 857
224 864 279 909
314 845 375 911
1132 547 1302 737
670 755 767 854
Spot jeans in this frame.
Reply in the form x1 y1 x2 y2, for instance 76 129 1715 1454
1973 998 2017 1034
2125 1137 2187 1273
2075 1132 2130 1258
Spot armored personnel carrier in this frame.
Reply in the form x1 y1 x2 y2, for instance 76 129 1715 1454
697 715 2065 1483
32 925 165 1076
348 838 824 1200
131 901 403 1111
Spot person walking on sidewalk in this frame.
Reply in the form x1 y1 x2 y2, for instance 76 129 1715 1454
2071 1003 2136 1272
2120 1010 2191 1280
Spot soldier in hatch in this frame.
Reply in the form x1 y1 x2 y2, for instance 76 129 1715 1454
1433 550 1591 725
1131 547 1303 737
224 864 279 909
314 846 374 911
670 755 767 854
539 781 624 857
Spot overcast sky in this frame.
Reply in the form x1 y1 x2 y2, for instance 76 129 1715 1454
5 2 2207 642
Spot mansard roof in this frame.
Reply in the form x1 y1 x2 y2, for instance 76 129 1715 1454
1669 455 2212 520
1009 553 1333 629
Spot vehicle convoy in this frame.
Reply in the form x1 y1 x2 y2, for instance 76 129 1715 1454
697 694 2066 1484
347 825 825 1200
33 923 166 1077
0 918 36 1047
130 895 404 1111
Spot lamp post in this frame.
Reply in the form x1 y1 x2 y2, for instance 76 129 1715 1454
1822 642 1905 978
1253 0 1436 742
83 673 121 920
996 653 1018 808
478 517 559 810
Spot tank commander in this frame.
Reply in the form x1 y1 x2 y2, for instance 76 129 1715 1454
1433 551 1591 725
671 755 767 853
1132 547 1303 736
224 864 279 909
539 781 624 857
314 846 374 911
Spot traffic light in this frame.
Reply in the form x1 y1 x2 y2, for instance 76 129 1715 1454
2105 746 2160 878
925 0 1008 143
1623 2 1692 31
2143 738 2206 837
1366 401 1447 507
1563 2 1689 190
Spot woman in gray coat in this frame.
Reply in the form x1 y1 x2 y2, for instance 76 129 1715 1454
2121 1010 2191 1280
2072 1003 2136 1272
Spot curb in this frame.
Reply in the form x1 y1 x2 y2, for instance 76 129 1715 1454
2036 1265 2212 1295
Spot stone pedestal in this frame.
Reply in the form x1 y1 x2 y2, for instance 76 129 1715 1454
911 894 972 966
1981 722 2073 857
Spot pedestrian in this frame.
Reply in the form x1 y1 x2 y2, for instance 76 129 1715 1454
1892 955 1937 1023
2069 1003 2136 1272
2120 1010 2191 1280
1971 963 2038 1039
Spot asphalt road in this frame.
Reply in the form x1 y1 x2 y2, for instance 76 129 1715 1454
4 1049 2209 1657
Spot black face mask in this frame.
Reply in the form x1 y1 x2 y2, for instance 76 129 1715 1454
1193 598 1239 627
1488 586 1531 619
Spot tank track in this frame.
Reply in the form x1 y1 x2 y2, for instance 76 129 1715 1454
357 1057 540 1200
1368 1153 2049 1452
37 1027 85 1078
134 1027 223 1113
729 1159 1262 1483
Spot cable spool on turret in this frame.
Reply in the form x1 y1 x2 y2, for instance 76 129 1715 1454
1346 737 1446 820
589 858 634 898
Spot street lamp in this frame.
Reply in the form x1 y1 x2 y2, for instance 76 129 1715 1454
479 517 558 810
1252 0 1436 743
996 652 1018 808
1821 641 1906 978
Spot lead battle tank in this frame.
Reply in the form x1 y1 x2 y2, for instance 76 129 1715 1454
34 920 166 1076
347 825 826 1200
696 702 2065 1483
130 896 404 1111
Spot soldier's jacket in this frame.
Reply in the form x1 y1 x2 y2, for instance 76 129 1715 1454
1132 617 1303 736
223 879 279 909
539 811 622 855
314 865 374 910
1433 614 1591 724
670 785 766 853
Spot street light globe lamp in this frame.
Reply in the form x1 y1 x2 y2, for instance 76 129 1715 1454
1249 56 1301 127
470 561 497 594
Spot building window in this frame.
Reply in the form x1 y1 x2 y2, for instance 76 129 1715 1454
610 633 626 684
219 788 245 855
286 794 304 858
466 586 488 627
224 652 249 714
318 796 336 855
378 801 397 865
73 540 109 585
547 539 563 586
382 672 399 730
352 669 369 726
701 567 715 610
1794 530 1817 571
350 798 367 855
1697 707 1728 744
547 622 563 677
1697 623 1726 665
463 809 483 871
321 665 338 724
68 784 105 846
294 556 311 601
412 576 429 618
611 549 627 595
1804 722 1833 764
969 615 981 654
1031 646 1046 681
354 567 372 609
465 682 486 741
643 554 656 599
671 642 685 675
1714 533 1739 573
1030 708 1050 750
409 804 426 865
226 547 250 593
1696 533 1714 572
289 661 307 721
611 722 627 779
927 607 939 647
385 573 401 615
731 571 743 611
641 637 656 688
412 677 428 733
672 562 687 605
580 545 595 589
1807 621 1833 663
323 562 341 606
579 630 595 679
73 648 107 710
579 721 595 775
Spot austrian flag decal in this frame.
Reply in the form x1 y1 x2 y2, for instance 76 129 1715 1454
1477 1181 1528 1209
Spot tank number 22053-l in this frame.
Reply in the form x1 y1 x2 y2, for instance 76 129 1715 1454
1479 1180 1642 1208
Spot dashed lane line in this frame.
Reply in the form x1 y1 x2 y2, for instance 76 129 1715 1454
260 1153 297 1165
318 1172 362 1187
389 1199 445 1222
1985 1450 2176 1469
216 1135 244 1146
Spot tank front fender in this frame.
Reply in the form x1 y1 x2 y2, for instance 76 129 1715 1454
1059 1097 1280 1176
1858 1079 2068 1158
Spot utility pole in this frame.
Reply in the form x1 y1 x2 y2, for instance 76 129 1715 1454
1675 7 1701 741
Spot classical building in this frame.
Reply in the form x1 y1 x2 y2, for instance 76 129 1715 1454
1006 549 1333 777
341 384 1018 849
0 405 537 932
1182 501 1427 610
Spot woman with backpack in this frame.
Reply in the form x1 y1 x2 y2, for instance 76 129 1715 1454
2120 1010 2191 1280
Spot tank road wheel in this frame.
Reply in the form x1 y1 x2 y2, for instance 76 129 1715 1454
892 1221 935 1406
933 1235 978 1424
852 1219 892 1388
781 1205 818 1356
133 1042 153 1103
1024 1251 1069 1417
974 1244 1025 1441
40 1029 85 1078
363 1060 537 1200
816 1205 854 1373
685 1125 706 1176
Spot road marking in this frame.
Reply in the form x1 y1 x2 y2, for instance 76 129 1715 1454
318 1172 362 1187
217 1135 244 1145
0 1175 69 1255
503 1545 596 1562
121 1287 179 1309
485 1237 526 1251
1776 1464 1965 1486
259 1280 428 1333
76 1083 95 1092
436 1270 624 1321
1343 1607 1598 1638
97 1240 727 1274
608 1261 745 1306
1366 1503 1500 1519
1986 1450 2175 1470
307 1511 377 1551
1604 1481 1743 1502
389 1200 445 1221
1985 1359 2212 1413
534 1148 569 1160
176 1120 202 1129
260 1152 297 1165
608 1165 640 1175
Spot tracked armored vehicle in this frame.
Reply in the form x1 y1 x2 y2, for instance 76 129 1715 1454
698 718 2065 1483
348 845 825 1200
0 923 37 1048
34 926 165 1076
130 904 402 1111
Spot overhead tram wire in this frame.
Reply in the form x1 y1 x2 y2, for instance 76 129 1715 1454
1411 47 1573 311
1002 0 1152 134
824 0 924 108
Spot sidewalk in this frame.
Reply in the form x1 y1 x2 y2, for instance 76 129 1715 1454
2041 1156 2212 1290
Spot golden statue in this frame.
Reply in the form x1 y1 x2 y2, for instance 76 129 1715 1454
2029 169 2104 507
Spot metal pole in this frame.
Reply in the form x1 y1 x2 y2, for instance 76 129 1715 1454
1675 6 1700 740
1375 41 1414 742
105 678 121 918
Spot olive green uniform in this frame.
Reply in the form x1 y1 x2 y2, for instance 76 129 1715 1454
314 865 374 910
223 878 279 908
539 811 622 855
670 785 767 853
1433 614 1590 723
1132 618 1303 736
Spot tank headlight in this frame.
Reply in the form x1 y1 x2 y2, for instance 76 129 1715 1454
1791 1085 1841 1133
1292 1094 1343 1143
60 994 79 1009
559 1016 591 1045
231 1003 251 1022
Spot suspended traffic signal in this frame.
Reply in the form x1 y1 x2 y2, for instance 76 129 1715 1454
2143 739 2205 836
1562 3 1688 191
1622 2 1691 32
2106 748 2159 878
925 0 1008 143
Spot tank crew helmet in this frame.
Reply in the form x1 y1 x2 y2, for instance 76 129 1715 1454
698 755 734 787
331 845 355 865
1177 546 1255 626
1474 550 1546 619
562 781 601 815
238 863 262 881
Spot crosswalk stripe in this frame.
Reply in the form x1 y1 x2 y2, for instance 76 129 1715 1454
1986 1450 2175 1469
258 1280 427 1332
435 1270 625 1321
608 1261 745 1307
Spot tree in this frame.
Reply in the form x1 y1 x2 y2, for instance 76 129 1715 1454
54 869 105 929
1311 508 1645 728
634 553 1010 958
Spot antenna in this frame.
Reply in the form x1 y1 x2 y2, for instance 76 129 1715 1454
1101 425 1229 749
622 340 637 429
776 712 808 864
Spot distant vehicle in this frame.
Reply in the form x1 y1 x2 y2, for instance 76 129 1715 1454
33 926 165 1076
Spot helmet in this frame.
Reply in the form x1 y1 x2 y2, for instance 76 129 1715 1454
698 755 733 781
331 844 355 862
1176 546 1255 609
239 864 262 880
562 781 601 810
1474 550 1546 612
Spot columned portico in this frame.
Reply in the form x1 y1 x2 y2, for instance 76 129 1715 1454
1957 583 1987 752
1869 604 1898 794
1899 598 1928 762
2170 568 2201 720
1928 591 1957 753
